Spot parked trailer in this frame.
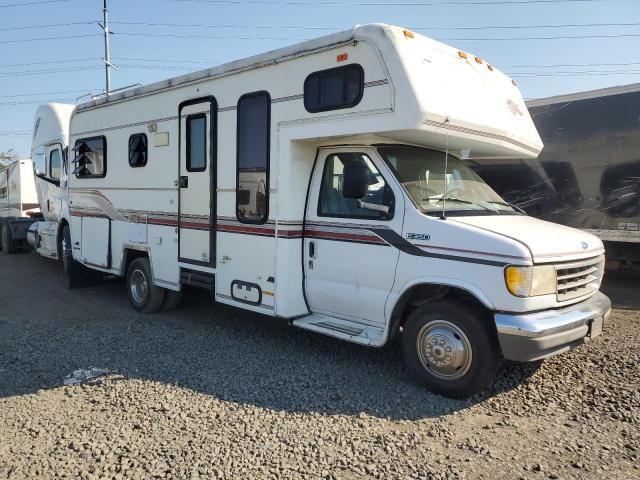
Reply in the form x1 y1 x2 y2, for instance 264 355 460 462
472 83 640 269
0 159 40 253
33 24 610 398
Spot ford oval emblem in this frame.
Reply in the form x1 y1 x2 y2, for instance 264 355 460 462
581 241 589 250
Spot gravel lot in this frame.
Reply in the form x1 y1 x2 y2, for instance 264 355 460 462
0 252 638 480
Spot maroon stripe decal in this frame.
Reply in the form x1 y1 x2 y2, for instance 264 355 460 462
304 229 386 245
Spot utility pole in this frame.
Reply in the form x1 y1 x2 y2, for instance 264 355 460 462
98 0 113 95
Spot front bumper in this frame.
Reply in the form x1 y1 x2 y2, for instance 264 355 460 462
495 291 611 362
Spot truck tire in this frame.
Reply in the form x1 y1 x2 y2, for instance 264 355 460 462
401 301 501 399
1 222 18 254
126 257 165 314
61 225 73 275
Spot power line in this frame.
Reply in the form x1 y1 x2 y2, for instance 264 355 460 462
0 33 101 45
503 61 640 69
0 58 97 68
512 70 640 77
117 32 304 41
0 66 101 78
0 0 71 8
0 88 97 99
0 21 93 31
171 0 601 5
447 33 640 41
0 98 77 107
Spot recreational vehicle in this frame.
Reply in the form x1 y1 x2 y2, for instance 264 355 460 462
472 83 640 270
34 24 610 398
0 159 40 253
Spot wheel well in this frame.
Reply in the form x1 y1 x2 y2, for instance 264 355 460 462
389 284 494 340
121 248 149 277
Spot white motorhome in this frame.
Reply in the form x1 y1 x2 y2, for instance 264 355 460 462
39 24 611 397
27 103 75 267
0 159 40 253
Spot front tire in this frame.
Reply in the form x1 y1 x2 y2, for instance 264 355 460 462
126 258 165 314
401 301 501 399
61 225 73 275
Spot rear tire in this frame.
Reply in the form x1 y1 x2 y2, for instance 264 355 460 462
126 257 165 314
401 300 501 399
1 222 18 254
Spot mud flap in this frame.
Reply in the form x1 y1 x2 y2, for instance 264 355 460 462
67 258 104 289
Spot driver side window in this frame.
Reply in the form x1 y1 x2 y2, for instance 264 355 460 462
49 149 61 181
318 152 394 219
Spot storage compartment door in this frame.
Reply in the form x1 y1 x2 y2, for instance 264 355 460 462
81 216 110 268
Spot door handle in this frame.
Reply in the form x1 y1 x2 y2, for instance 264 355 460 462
309 240 315 258
179 176 188 188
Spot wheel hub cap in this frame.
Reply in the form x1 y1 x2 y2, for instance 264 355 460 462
417 320 472 380
130 269 148 304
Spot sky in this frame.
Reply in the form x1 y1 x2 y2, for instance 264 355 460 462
0 0 639 157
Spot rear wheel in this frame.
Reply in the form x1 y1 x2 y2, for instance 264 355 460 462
126 257 165 313
401 301 501 399
1 222 18 254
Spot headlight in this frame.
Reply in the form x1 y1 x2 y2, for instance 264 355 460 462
505 265 556 297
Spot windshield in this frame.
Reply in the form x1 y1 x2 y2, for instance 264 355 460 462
378 145 516 216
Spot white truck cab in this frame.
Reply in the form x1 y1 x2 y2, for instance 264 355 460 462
33 24 610 398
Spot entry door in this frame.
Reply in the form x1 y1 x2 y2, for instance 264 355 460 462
304 148 404 325
179 98 216 266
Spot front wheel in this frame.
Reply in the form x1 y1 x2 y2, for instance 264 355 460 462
401 301 501 399
126 258 165 314
61 225 73 275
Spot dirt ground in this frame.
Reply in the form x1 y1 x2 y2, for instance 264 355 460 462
0 252 638 480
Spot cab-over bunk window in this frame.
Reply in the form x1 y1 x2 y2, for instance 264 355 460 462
304 64 364 113
236 91 270 224
73 136 106 178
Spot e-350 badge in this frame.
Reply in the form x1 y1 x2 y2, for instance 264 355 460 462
406 233 431 241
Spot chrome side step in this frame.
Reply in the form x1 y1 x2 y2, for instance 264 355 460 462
292 314 385 346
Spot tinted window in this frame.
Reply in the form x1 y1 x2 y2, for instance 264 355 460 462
304 64 364 113
187 115 206 172
73 136 106 178
50 149 61 180
318 152 393 219
237 92 270 224
129 133 148 168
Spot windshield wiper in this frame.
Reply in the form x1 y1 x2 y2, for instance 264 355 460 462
435 197 499 213
486 200 527 214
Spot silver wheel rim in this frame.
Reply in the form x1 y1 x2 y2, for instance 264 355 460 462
130 269 148 305
416 320 473 381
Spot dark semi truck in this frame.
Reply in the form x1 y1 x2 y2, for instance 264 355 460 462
472 83 640 270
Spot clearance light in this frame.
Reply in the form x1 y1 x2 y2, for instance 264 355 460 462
458 51 468 59
403 29 415 39
487 64 494 71
336 53 348 62
512 79 518 86
474 56 483 64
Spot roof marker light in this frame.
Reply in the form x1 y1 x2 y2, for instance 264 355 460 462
487 64 494 71
474 56 483 64
403 29 415 39
336 53 348 62
458 51 468 59
512 79 518 86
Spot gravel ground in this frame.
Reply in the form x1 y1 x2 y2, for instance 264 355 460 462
0 252 638 480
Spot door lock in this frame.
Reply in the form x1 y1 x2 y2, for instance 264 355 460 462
179 176 189 188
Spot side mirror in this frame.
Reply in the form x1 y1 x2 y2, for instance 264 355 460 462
342 163 369 199
237 188 251 206
34 153 46 177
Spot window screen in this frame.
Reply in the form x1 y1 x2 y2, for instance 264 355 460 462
304 64 364 113
318 152 394 220
49 149 61 180
72 136 106 178
129 133 148 168
236 91 270 224
187 115 206 172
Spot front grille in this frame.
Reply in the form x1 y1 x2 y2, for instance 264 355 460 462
555 256 603 302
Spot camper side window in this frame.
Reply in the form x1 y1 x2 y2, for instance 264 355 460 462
186 115 206 172
236 91 270 224
72 136 106 178
49 149 61 180
304 64 364 113
129 133 148 168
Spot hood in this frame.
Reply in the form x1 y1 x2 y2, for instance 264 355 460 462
451 215 604 264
